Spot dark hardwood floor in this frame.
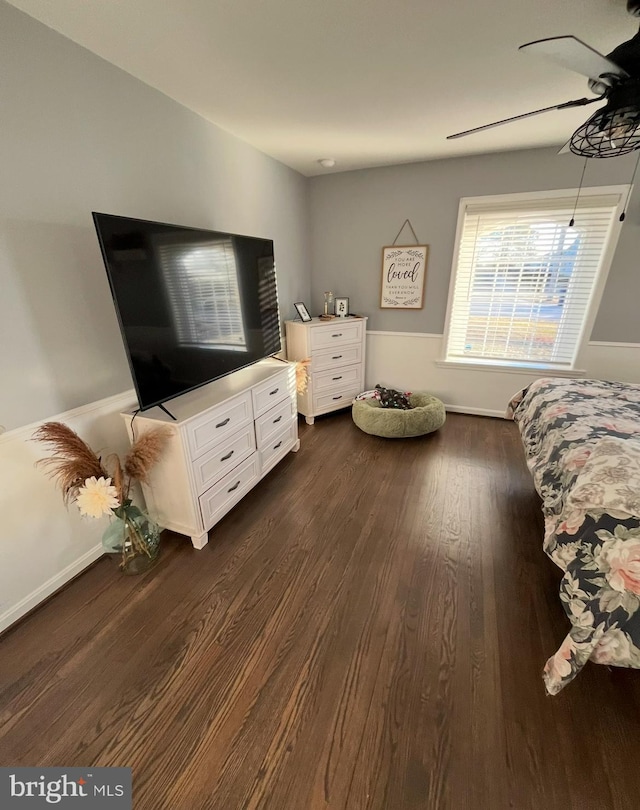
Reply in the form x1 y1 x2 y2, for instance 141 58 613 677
2 412 640 809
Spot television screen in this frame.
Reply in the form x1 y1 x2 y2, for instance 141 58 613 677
93 213 281 411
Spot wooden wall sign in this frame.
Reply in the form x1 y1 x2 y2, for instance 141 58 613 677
380 245 428 309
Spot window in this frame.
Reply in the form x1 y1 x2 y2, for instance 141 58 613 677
443 188 626 370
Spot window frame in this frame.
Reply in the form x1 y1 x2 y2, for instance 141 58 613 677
441 186 628 374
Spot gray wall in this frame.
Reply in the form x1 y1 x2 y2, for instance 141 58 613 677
309 148 640 339
0 2 310 431
3 0 639 435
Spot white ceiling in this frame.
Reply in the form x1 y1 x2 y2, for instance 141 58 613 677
6 0 637 175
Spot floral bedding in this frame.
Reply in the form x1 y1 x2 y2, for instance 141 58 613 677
507 377 640 694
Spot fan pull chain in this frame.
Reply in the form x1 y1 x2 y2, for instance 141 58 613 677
569 158 589 227
619 152 640 222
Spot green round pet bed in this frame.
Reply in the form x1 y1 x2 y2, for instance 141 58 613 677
352 393 446 438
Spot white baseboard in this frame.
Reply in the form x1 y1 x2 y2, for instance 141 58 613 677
0 388 137 635
0 544 103 635
445 404 506 419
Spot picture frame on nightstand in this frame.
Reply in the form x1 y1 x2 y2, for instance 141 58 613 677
294 302 312 322
335 297 349 317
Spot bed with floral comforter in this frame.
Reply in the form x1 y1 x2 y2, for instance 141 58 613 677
507 377 640 694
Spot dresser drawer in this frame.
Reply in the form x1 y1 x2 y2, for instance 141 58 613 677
312 344 362 372
259 422 297 475
255 397 295 449
252 368 292 418
199 453 260 527
313 385 361 413
192 424 256 494
310 321 363 351
312 364 361 394
186 391 252 460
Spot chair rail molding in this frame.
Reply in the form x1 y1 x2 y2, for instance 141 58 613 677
365 331 640 418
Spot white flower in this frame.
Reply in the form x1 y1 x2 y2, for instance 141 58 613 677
545 635 575 684
76 476 119 519
561 423 593 442
551 541 580 569
599 536 640 595
592 628 633 665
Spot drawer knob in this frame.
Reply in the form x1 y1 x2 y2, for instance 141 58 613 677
331 333 342 338
227 480 241 493
273 415 282 424
332 395 342 401
220 449 235 461
332 376 342 381
216 417 231 428
332 355 343 359
269 387 279 396
273 440 283 450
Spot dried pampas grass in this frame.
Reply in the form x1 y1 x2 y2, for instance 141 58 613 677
33 421 172 507
33 421 108 504
124 426 172 485
295 359 311 394
107 453 126 505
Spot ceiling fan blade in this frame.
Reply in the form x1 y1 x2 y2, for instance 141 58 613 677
519 36 629 83
447 96 601 140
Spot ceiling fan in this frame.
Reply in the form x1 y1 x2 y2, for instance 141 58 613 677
447 0 640 158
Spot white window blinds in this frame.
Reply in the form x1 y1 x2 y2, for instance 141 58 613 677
445 191 623 367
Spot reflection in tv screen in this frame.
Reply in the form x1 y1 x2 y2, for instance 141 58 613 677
93 213 281 410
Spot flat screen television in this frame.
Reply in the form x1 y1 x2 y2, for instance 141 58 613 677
93 212 281 412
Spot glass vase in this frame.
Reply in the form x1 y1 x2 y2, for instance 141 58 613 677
323 291 334 316
102 502 161 575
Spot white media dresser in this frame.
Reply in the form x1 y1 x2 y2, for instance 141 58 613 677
122 358 299 549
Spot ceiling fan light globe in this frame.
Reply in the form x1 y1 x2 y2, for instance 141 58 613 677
570 105 640 157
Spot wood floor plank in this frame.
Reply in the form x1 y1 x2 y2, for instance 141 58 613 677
2 411 640 809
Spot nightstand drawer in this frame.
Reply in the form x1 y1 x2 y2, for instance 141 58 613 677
186 391 253 460
310 321 363 351
312 344 362 372
192 424 256 494
313 385 360 413
312 364 361 394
